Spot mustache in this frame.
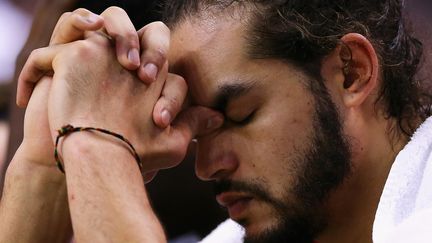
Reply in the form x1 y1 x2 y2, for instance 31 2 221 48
213 180 277 205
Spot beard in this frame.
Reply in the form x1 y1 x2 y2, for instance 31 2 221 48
214 81 352 243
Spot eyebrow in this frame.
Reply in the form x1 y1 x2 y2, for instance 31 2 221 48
212 81 257 113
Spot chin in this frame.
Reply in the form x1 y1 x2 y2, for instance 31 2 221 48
238 216 289 243
240 218 278 238
232 201 282 236
239 212 323 243
243 228 317 243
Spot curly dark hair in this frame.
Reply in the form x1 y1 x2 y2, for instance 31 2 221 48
163 0 431 136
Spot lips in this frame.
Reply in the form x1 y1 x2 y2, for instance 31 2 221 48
216 192 253 219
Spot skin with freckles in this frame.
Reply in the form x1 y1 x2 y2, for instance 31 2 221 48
167 13 408 243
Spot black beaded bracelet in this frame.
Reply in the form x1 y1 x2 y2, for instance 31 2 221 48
54 124 143 173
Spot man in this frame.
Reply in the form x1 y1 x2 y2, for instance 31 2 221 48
1 1 431 243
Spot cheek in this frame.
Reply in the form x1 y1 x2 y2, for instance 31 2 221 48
195 85 316 191
233 95 316 187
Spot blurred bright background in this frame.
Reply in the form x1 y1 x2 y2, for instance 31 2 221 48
0 0 38 170
0 0 34 82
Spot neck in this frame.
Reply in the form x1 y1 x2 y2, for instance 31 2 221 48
317 117 409 243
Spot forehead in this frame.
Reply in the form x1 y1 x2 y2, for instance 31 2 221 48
168 17 253 106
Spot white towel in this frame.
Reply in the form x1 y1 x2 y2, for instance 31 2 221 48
373 116 432 243
199 219 244 243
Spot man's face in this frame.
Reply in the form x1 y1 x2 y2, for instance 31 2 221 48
169 16 351 243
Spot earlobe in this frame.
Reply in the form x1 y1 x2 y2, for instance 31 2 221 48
339 33 379 108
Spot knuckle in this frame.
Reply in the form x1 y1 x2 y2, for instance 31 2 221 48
170 73 186 83
124 32 139 47
56 31 70 43
105 6 127 15
167 143 188 163
146 48 167 65
74 40 93 56
93 34 111 47
140 22 170 65
108 29 121 38
165 96 181 110
73 8 91 15
125 31 138 40
151 21 170 34
59 12 72 21
75 39 89 49
70 12 85 25
28 48 40 60
156 47 168 60
172 74 187 89
28 48 46 67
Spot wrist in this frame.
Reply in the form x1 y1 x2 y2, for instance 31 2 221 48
55 125 142 173
1 146 71 243
58 131 165 242
60 129 141 173
8 142 65 184
18 138 57 167
4 155 67 201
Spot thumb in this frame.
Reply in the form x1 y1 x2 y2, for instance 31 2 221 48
172 106 224 142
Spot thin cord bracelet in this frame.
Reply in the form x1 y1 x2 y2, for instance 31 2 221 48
54 124 143 173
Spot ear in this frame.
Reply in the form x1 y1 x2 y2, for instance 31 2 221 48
321 33 379 108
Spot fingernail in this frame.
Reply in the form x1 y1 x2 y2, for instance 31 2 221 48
143 63 158 81
207 116 224 130
161 109 172 125
128 48 140 66
85 14 101 24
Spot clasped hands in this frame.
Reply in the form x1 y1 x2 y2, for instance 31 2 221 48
17 7 224 181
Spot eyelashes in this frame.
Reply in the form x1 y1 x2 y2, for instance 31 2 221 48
226 110 256 126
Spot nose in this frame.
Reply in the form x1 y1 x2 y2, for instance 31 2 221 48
195 137 239 181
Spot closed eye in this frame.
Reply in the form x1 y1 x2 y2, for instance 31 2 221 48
226 110 256 126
